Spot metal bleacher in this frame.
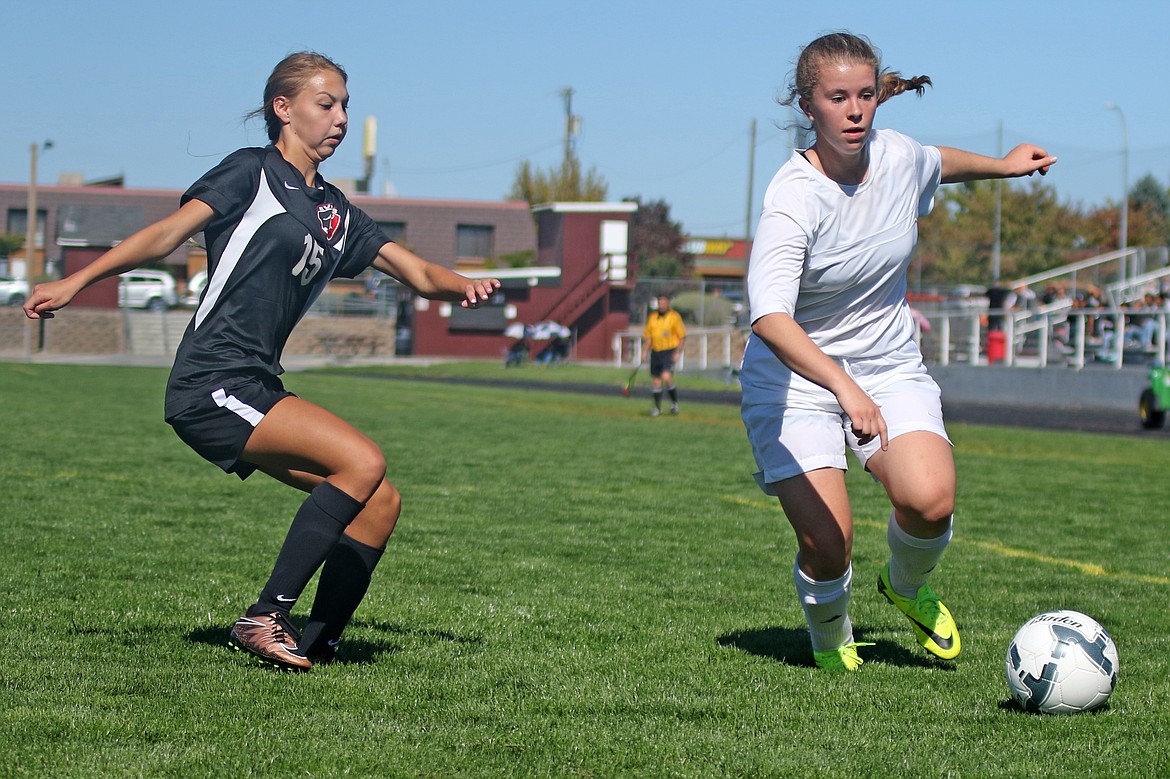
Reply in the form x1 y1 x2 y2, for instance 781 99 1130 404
917 246 1170 370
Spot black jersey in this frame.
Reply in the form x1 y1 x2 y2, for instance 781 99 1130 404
164 147 388 416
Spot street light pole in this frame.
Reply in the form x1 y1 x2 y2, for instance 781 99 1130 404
991 120 1003 283
1105 102 1129 266
25 140 53 282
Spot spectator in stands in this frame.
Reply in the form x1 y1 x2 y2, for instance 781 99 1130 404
1012 282 1036 310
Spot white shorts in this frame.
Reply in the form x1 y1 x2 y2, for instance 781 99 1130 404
740 338 950 494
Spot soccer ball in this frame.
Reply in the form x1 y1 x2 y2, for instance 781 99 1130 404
1005 610 1119 714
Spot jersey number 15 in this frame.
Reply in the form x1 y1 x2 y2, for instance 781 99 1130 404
292 235 325 286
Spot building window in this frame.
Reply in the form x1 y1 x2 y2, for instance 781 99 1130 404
378 221 406 244
448 289 507 331
7 208 48 248
456 224 493 261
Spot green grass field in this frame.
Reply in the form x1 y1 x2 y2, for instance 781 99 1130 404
1 361 1167 777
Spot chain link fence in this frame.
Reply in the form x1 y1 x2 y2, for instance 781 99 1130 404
614 278 749 377
0 299 400 363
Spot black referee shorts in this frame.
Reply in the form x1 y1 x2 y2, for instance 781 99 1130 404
649 349 676 378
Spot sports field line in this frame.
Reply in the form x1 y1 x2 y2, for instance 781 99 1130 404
723 495 1170 586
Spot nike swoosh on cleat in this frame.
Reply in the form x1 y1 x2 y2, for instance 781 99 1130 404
906 616 954 650
878 575 954 650
326 639 341 647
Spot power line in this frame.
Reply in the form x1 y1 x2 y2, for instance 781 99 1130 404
391 138 563 175
647 126 784 184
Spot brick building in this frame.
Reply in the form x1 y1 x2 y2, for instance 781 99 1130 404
413 201 637 361
1 182 638 361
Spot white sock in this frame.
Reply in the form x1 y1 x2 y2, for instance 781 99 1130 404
886 510 952 599
793 561 853 652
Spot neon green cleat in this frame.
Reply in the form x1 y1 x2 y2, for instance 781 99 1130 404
877 563 961 660
813 641 875 671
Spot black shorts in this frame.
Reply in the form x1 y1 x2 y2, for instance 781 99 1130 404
649 349 676 378
165 374 295 480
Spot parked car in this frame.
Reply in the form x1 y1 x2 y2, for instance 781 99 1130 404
0 275 29 307
119 270 179 311
181 270 208 307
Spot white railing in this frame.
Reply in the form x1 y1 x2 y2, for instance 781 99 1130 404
1009 247 1146 307
612 327 744 373
1106 265 1170 308
921 308 1168 370
611 309 1168 374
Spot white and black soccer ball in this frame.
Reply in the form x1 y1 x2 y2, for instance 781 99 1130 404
1005 610 1119 714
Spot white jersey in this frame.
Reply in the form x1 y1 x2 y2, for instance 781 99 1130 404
745 128 941 363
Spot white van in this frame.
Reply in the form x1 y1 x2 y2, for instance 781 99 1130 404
0 275 29 307
182 270 208 307
119 270 179 311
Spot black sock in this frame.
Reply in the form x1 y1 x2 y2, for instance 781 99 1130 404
668 386 678 404
653 389 663 409
299 534 384 655
248 481 365 618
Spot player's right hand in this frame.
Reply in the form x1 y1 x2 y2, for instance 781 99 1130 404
838 383 888 451
23 279 80 319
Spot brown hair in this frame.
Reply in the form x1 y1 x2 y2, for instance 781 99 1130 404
781 32 931 109
247 52 348 143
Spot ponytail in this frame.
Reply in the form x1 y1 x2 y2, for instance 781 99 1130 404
878 72 932 105
781 31 931 107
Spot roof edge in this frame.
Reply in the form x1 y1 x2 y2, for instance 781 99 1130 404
531 201 639 214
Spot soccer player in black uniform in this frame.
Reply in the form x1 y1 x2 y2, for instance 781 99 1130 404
24 52 501 671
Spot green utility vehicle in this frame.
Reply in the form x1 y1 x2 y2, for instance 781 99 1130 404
1139 365 1170 429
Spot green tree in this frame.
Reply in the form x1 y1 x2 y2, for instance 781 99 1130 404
916 180 1095 284
626 197 692 279
508 156 608 205
1130 174 1170 219
1128 173 1170 245
0 233 25 257
495 249 536 269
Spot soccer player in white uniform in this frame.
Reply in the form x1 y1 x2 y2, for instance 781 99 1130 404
740 32 1056 670
24 52 501 672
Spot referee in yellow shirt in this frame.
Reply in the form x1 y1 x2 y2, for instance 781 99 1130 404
642 295 687 416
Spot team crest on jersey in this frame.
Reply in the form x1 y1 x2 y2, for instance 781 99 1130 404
317 204 342 241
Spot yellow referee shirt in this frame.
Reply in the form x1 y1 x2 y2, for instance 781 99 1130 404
644 309 686 352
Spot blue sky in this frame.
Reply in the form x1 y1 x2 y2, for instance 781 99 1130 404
3 1 1164 238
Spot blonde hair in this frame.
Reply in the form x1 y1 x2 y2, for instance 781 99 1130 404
247 52 348 143
782 32 930 108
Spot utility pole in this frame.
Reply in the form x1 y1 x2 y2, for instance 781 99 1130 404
358 116 377 194
745 118 756 240
992 120 1003 283
1106 102 1129 285
1105 103 1129 247
560 87 579 167
26 143 37 281
26 140 53 282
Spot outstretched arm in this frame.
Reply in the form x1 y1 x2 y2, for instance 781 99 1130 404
939 143 1057 185
372 241 500 308
24 199 214 319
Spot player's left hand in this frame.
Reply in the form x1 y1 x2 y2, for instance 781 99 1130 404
462 278 501 308
1004 143 1058 177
